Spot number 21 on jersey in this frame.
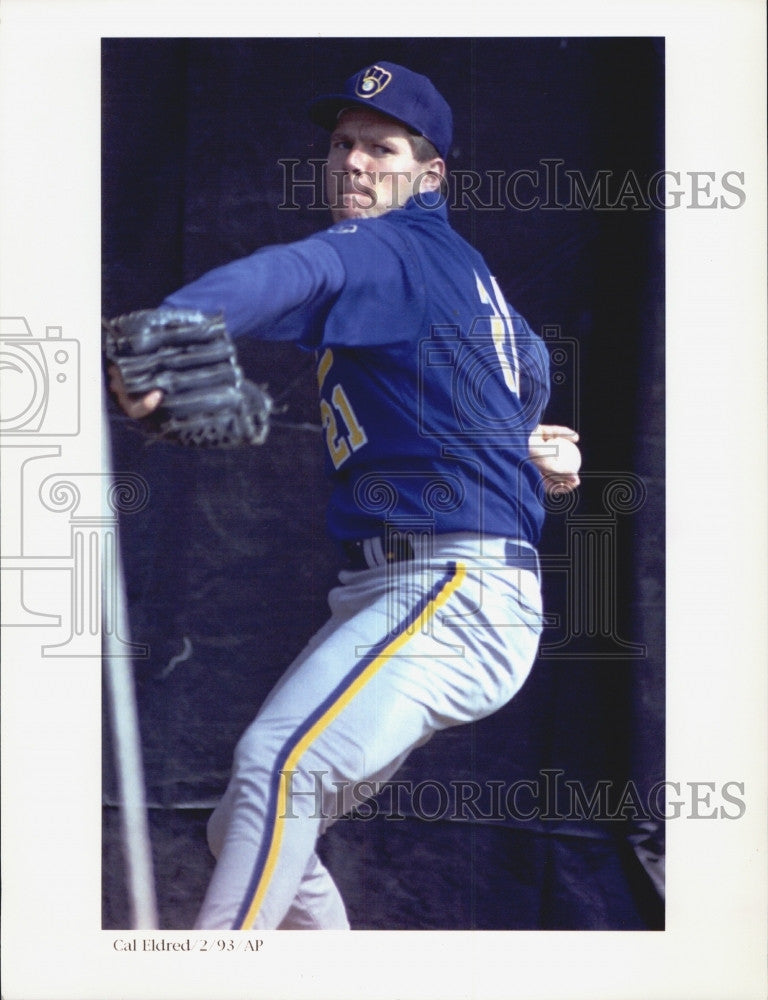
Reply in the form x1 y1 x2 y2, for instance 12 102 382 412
316 348 368 469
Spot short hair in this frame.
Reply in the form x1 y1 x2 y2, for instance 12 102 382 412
407 132 441 163
330 107 443 164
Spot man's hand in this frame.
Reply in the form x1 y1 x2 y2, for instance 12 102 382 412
528 424 581 495
107 363 163 420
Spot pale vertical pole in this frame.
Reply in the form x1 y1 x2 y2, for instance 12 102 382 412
101 392 159 928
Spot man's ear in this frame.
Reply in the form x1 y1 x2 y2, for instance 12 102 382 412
419 157 447 192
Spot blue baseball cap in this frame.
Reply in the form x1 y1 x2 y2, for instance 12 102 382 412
309 61 453 160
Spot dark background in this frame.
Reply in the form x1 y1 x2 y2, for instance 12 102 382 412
102 37 665 930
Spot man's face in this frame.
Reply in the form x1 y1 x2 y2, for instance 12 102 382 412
325 107 444 222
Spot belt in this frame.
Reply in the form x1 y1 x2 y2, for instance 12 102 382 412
342 534 416 570
341 534 540 582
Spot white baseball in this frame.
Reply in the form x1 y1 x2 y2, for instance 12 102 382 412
548 436 582 475
530 435 581 475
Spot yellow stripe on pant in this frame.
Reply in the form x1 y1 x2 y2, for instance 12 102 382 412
236 560 467 929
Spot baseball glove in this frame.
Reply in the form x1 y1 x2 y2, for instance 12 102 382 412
103 308 273 447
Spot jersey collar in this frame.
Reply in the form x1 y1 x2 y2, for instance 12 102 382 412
403 188 449 220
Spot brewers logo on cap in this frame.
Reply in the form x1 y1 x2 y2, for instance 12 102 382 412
309 60 453 160
355 65 392 99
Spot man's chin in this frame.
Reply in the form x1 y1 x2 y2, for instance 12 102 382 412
331 207 398 224
331 206 373 222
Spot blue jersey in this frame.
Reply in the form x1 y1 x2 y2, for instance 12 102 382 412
165 195 550 545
